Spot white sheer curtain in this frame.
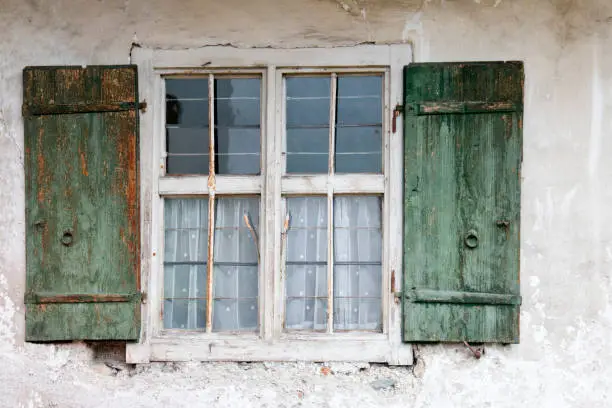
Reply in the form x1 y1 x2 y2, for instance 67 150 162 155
285 196 382 331
212 197 259 331
163 197 259 331
163 198 208 329
333 196 382 331
285 197 328 330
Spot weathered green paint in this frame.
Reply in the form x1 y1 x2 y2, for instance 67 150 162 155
403 62 523 343
24 66 140 341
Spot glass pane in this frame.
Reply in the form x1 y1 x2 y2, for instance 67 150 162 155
215 99 260 127
286 128 328 154
285 299 328 330
286 128 328 174
213 299 258 331
166 155 209 175
163 198 208 330
333 196 382 331
164 199 208 263
215 127 260 175
163 299 206 330
286 76 331 174
212 197 260 332
214 78 261 175
336 75 382 125
285 197 328 330
166 79 209 175
335 75 383 174
287 100 330 127
336 98 382 126
167 128 209 154
286 154 329 174
335 126 382 173
333 298 381 331
286 265 327 298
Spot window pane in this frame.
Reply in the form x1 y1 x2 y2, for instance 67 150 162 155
163 198 209 329
286 77 330 174
286 128 329 174
285 197 328 330
335 75 383 173
333 196 382 331
212 197 260 331
335 126 382 173
166 79 209 175
214 78 261 175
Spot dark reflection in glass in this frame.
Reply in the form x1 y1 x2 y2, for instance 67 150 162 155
335 75 383 173
214 78 261 175
167 128 209 154
166 78 209 175
286 77 331 173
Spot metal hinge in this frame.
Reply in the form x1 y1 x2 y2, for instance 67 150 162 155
392 104 404 133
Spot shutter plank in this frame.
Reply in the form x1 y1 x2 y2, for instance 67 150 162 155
24 66 140 341
403 62 523 343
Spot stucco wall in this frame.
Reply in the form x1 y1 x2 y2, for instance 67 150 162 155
1 0 611 406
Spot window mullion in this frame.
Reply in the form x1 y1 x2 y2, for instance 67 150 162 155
327 73 337 333
264 65 280 340
206 73 216 333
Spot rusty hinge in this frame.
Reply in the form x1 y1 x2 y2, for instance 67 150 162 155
392 104 404 133
24 292 143 304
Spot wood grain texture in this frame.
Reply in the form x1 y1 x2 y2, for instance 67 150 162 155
403 62 523 343
24 66 140 341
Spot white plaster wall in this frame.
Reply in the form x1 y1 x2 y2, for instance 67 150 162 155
1 0 611 406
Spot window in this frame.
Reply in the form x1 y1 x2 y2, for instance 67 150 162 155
161 71 384 334
133 45 414 364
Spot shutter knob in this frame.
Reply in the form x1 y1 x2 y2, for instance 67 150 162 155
464 230 478 249
61 230 74 246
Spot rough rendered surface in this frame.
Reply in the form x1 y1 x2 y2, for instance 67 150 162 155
1 0 612 406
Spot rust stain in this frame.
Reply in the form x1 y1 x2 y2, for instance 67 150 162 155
124 112 140 290
34 294 134 303
320 366 331 376
36 126 47 203
205 76 216 333
501 114 513 139
390 270 396 294
79 148 89 176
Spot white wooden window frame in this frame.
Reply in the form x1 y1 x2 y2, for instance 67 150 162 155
128 44 413 365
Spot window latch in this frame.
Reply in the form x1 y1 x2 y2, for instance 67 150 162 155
392 104 403 133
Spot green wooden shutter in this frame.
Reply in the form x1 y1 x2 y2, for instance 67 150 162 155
23 66 141 341
402 62 523 343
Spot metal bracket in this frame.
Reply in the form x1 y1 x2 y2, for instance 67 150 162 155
392 104 404 133
463 341 483 359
